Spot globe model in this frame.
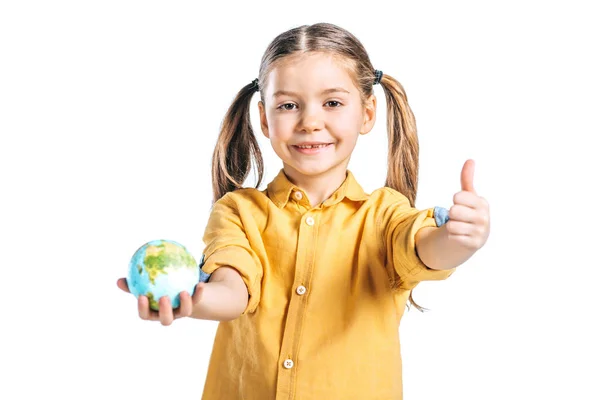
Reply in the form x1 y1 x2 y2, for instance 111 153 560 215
127 239 200 310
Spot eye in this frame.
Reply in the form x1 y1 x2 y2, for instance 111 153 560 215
325 100 342 107
277 103 297 111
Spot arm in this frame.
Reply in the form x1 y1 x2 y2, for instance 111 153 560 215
190 266 249 322
415 225 476 270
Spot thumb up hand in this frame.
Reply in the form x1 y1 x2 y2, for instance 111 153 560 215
446 159 490 250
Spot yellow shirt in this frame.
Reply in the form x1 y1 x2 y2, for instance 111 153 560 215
200 169 455 400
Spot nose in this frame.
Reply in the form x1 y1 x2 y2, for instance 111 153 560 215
298 106 324 133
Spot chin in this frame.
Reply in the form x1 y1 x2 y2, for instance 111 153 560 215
286 162 345 177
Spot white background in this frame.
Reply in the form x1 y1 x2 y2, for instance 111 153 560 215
1 1 599 399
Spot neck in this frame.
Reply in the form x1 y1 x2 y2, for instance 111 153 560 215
283 164 348 208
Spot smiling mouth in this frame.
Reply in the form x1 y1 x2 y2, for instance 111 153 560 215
292 143 333 154
294 143 332 149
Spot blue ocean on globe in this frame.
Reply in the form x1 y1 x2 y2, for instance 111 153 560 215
127 239 200 310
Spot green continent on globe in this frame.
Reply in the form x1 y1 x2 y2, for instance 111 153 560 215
143 240 197 284
146 292 159 310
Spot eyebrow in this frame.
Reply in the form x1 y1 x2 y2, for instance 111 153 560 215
272 88 350 98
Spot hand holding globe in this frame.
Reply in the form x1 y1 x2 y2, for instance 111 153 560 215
116 239 207 326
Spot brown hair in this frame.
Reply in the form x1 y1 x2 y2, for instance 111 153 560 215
211 23 427 311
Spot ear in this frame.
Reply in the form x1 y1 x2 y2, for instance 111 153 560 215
258 101 270 139
359 94 376 135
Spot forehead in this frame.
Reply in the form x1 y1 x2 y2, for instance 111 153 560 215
265 52 358 94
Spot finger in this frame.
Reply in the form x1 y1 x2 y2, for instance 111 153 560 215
452 191 482 209
175 291 192 319
460 159 476 194
191 282 205 305
174 283 206 320
445 220 476 236
138 295 153 320
117 278 130 293
158 296 174 326
448 204 479 223
446 232 479 250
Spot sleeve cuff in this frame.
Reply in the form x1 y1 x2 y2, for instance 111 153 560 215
198 254 211 283
392 208 456 289
200 246 262 314
433 206 449 227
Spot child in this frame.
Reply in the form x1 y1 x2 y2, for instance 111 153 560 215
118 22 490 400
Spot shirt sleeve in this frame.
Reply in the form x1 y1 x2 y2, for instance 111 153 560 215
383 191 456 291
200 193 263 314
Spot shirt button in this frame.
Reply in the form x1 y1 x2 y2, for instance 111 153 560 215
305 216 315 226
296 285 307 295
293 191 303 200
283 359 294 369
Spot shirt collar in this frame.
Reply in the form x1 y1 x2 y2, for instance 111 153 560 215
266 169 369 209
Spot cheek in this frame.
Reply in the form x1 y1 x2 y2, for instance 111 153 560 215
331 110 363 134
338 103 364 124
267 116 295 140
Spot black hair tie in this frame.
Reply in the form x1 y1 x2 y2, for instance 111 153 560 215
251 78 259 92
374 70 383 85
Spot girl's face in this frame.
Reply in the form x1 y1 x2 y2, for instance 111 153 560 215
258 52 376 183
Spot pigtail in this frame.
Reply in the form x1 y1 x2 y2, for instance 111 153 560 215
378 73 427 312
211 81 264 203
378 74 420 208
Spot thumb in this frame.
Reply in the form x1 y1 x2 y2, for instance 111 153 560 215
191 281 206 305
117 277 130 293
460 159 476 193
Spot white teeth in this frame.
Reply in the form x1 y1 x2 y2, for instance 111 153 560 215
297 144 329 149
